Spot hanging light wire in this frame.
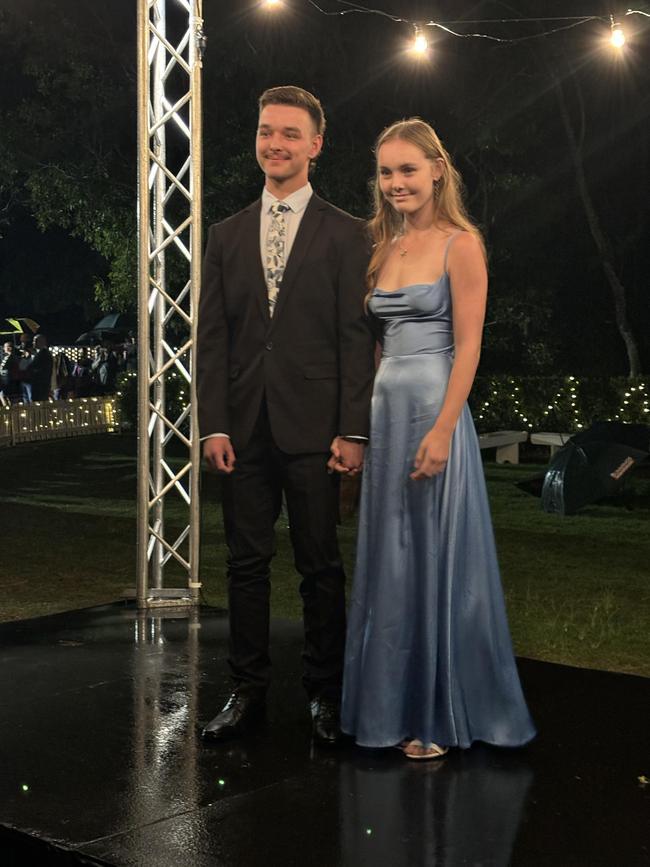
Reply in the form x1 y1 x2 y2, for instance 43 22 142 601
301 1 650 43
425 17 600 44
306 0 405 20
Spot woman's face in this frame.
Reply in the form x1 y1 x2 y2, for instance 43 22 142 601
377 138 443 217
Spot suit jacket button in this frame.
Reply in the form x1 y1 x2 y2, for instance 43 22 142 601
266 341 273 351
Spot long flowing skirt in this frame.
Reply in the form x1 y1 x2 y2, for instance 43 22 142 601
341 353 536 749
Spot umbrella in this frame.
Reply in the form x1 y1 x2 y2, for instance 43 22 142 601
0 317 41 335
571 421 649 451
541 423 650 515
75 327 125 346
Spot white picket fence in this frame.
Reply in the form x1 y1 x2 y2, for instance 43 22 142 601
0 396 119 448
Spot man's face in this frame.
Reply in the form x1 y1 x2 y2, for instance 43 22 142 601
256 104 322 188
3 343 12 355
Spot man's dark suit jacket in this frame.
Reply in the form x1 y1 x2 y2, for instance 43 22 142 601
197 193 375 454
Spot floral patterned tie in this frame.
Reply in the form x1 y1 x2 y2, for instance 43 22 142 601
265 201 291 317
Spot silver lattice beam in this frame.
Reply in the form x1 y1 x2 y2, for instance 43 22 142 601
136 0 203 606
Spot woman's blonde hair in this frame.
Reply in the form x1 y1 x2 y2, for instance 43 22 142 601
367 118 485 292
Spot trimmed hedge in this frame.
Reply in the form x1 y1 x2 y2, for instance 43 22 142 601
470 375 649 434
116 371 649 435
116 371 188 432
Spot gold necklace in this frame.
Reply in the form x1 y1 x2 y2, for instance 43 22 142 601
398 226 436 257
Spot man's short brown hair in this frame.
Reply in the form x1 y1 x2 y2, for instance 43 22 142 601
258 86 326 137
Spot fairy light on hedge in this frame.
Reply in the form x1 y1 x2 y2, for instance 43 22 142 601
468 375 649 434
115 346 650 437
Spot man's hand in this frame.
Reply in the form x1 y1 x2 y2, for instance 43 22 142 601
203 435 236 474
327 437 365 476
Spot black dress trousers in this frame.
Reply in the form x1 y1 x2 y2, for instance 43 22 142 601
221 400 346 701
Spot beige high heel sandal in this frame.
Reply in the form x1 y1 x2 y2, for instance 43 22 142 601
402 738 449 760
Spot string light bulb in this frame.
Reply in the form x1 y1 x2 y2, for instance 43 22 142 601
610 18 625 48
411 25 429 56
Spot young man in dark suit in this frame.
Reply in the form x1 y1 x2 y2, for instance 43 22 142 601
197 86 375 745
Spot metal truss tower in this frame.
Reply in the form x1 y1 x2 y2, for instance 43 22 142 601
136 0 204 606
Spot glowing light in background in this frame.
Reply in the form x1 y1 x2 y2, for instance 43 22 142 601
411 25 429 57
610 21 626 48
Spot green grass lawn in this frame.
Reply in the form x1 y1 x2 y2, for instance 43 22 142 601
0 434 648 677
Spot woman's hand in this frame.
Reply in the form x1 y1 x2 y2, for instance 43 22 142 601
410 428 451 480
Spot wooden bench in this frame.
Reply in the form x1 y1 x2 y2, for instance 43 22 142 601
478 430 528 464
530 431 572 457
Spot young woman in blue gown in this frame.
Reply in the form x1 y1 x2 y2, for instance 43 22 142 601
338 119 536 759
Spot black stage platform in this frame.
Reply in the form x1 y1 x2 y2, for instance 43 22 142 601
1 604 648 866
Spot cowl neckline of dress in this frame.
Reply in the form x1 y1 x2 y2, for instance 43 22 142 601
373 275 448 295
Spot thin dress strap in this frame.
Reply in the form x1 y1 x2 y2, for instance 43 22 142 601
443 230 464 273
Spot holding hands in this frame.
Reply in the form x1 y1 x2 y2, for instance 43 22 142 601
328 429 450 480
328 437 365 476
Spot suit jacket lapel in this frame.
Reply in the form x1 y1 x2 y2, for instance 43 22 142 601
269 194 326 329
239 199 271 324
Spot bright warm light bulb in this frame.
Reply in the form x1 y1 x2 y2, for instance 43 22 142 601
610 25 625 48
263 0 283 8
411 27 429 56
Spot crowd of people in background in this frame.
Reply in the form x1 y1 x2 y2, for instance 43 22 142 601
0 333 137 408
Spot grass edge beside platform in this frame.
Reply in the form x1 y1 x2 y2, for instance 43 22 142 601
0 435 648 678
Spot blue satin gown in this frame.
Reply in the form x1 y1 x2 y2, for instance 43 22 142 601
341 254 536 750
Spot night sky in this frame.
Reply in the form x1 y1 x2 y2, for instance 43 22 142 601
0 0 648 373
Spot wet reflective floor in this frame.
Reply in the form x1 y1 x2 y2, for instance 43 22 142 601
0 604 648 866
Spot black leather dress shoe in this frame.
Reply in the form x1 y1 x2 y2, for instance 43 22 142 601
201 692 265 742
310 697 343 746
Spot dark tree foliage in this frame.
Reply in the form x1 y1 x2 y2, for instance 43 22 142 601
0 0 137 324
0 0 648 372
